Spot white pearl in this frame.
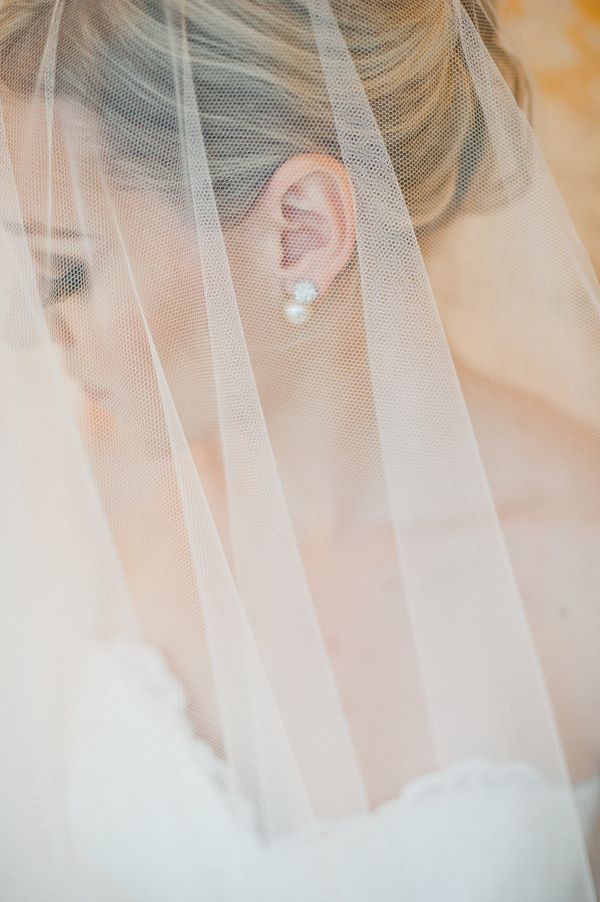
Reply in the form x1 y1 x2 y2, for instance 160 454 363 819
285 302 311 324
294 280 318 305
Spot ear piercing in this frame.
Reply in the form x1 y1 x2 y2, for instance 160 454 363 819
284 280 318 325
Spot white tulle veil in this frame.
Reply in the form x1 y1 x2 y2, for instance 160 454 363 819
0 0 598 898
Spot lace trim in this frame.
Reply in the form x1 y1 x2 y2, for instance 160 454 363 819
89 635 600 841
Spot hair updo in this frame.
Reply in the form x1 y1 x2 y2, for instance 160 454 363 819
0 0 528 230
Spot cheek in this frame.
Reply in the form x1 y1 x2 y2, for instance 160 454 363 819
110 261 213 439
223 227 282 342
156 281 207 359
107 263 204 374
135 234 206 355
110 201 206 366
109 303 154 380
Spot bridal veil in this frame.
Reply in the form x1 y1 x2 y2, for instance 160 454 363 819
0 0 598 898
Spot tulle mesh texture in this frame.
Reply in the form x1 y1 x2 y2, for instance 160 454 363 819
0 0 598 899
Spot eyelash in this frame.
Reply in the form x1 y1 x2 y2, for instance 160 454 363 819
43 260 89 304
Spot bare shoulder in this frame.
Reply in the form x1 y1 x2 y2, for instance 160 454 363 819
458 365 600 779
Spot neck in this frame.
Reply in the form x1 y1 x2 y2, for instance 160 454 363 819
190 286 377 547
262 341 377 546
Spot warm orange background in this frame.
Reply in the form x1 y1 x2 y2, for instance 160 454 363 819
498 0 600 276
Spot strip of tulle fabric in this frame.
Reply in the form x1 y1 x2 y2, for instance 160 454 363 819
0 0 598 899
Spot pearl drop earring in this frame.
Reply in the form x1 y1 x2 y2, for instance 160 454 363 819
284 280 318 325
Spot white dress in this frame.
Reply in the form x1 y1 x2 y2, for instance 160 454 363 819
67 638 600 902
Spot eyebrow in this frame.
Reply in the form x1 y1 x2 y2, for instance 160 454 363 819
2 219 96 241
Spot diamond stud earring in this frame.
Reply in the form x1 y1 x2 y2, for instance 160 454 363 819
284 280 318 325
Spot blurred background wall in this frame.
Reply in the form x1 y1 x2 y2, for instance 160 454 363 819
498 0 600 276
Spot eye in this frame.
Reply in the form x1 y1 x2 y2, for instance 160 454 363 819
42 258 89 306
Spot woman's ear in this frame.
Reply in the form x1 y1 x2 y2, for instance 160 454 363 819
254 153 356 295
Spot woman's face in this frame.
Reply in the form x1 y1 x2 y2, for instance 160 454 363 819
2 94 281 452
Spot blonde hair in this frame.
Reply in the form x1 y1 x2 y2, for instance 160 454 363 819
0 0 528 229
